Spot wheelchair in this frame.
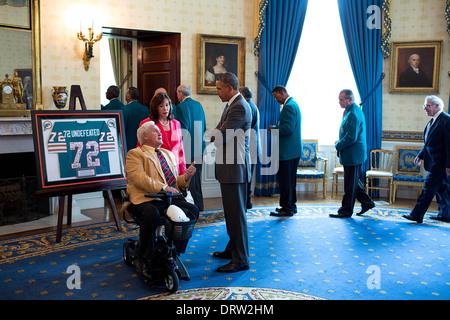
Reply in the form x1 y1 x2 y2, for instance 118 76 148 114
122 190 196 293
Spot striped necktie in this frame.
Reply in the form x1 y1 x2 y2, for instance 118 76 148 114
424 118 434 141
155 148 176 187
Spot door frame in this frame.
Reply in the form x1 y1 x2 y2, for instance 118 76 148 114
102 27 181 105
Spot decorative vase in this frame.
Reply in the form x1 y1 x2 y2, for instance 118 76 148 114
52 86 68 109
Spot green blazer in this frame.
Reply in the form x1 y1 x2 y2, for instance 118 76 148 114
122 100 149 153
335 103 367 166
174 97 206 162
102 98 124 111
272 97 302 161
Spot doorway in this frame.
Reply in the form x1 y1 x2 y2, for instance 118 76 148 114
101 27 181 106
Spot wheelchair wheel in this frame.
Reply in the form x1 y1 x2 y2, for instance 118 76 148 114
165 268 179 293
123 241 133 266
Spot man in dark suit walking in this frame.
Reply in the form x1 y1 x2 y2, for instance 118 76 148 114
403 95 450 223
211 73 252 273
330 89 375 218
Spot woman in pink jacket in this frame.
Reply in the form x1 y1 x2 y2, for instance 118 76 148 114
138 92 186 175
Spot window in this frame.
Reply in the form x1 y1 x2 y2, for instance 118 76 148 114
286 0 360 145
100 38 116 107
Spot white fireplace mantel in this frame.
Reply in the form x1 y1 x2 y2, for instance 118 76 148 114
0 117 34 154
0 117 104 213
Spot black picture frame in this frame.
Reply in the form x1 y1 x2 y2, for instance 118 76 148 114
31 110 127 196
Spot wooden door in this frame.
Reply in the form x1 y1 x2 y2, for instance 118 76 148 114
137 33 181 107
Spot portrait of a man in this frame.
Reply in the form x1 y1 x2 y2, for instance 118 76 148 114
398 53 432 88
390 41 442 94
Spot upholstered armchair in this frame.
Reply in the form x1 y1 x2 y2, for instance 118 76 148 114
392 146 424 203
296 139 328 199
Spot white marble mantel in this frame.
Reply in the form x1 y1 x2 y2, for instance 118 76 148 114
0 117 34 154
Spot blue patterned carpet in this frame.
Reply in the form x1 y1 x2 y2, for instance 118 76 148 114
1 204 449 300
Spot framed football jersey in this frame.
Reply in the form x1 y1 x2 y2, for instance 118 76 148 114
32 110 127 195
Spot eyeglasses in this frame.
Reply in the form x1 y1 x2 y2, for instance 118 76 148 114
423 104 436 109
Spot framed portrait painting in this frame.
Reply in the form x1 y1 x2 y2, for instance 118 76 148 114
197 34 246 94
389 40 442 94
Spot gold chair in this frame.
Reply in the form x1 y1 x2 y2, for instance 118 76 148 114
392 145 424 203
366 149 394 203
331 150 344 197
296 139 328 199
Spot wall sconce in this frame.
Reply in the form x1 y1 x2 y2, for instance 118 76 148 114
77 24 103 71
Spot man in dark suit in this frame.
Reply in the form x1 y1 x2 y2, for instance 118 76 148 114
239 86 260 209
123 86 149 153
211 72 252 273
175 84 207 211
403 95 450 223
330 89 375 218
102 85 124 110
268 86 302 217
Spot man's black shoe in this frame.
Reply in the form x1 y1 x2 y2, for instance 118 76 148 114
270 209 294 217
134 258 153 282
356 203 376 216
402 214 423 224
275 207 297 213
329 213 352 218
212 251 232 259
430 216 450 222
217 262 249 273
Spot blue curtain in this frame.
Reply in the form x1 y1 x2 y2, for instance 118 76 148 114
254 0 309 196
337 0 384 177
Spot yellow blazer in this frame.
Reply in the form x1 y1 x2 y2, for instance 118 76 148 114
126 145 190 205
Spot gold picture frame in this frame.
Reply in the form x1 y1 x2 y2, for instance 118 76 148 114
389 40 442 94
0 0 41 117
197 34 245 94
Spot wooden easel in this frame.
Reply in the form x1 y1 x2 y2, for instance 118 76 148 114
55 85 122 243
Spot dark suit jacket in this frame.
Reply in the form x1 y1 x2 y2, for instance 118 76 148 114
123 100 149 153
175 97 207 162
102 98 124 111
247 99 260 163
213 94 252 184
418 111 450 173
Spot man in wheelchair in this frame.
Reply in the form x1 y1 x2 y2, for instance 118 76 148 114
125 121 199 280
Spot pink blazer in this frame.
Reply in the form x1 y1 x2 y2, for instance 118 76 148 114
138 118 186 175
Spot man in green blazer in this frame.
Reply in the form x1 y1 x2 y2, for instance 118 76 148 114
102 85 124 111
123 86 149 153
269 86 302 217
330 89 375 218
175 84 207 211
